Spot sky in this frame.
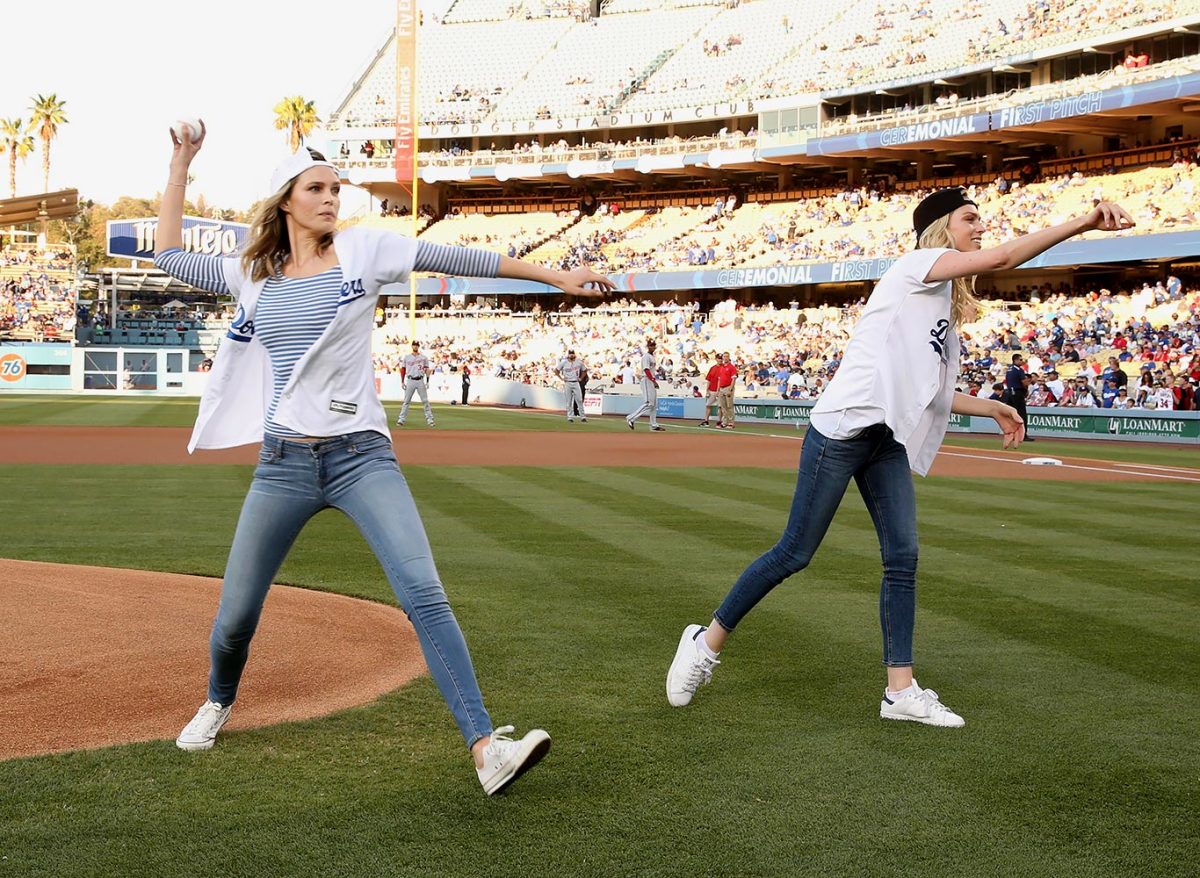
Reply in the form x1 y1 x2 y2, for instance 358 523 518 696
0 0 405 214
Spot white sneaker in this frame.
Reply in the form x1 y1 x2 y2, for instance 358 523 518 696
666 624 719 707
396 420 405 427
580 417 587 422
568 418 574 422
476 725 551 795
879 681 964 728
176 700 232 751
427 421 435 427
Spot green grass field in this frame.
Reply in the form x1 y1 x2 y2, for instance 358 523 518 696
1 397 1197 877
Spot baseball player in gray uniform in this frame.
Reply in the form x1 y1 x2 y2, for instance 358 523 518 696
626 339 665 431
556 349 588 423
397 340 435 427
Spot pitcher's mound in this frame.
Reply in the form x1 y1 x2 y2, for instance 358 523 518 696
0 559 424 761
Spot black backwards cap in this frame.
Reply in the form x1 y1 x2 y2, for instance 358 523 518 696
913 187 977 240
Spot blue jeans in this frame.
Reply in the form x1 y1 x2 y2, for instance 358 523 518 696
713 424 919 667
208 431 493 748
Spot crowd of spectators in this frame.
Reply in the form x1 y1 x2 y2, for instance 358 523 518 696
471 160 1199 275
367 280 1200 415
0 246 78 342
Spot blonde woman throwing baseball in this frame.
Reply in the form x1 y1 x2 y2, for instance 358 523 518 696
667 188 1133 726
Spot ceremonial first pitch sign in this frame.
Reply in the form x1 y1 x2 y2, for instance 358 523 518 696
106 216 249 260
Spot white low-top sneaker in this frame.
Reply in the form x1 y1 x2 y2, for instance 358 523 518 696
476 725 551 796
879 681 965 728
666 624 719 707
176 700 232 751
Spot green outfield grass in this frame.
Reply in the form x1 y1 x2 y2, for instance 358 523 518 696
1 436 1197 875
1 394 1198 469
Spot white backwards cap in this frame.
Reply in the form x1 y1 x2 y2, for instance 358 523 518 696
269 146 340 195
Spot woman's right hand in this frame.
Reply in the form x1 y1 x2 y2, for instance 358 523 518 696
169 119 206 169
1082 201 1134 233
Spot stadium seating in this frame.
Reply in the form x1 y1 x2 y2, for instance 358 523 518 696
331 0 1200 130
370 282 1199 409
402 162 1200 274
0 246 78 343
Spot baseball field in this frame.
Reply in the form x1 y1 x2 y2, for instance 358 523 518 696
1 396 1196 877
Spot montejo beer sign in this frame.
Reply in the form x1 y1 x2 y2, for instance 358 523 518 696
106 216 249 260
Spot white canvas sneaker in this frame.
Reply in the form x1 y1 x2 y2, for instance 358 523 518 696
176 700 232 751
476 725 551 795
666 624 719 707
879 681 965 728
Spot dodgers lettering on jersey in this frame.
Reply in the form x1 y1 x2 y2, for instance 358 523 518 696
558 357 584 382
404 353 430 379
337 277 366 307
227 303 255 342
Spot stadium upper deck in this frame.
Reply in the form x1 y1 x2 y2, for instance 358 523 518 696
311 0 1200 300
329 0 1199 135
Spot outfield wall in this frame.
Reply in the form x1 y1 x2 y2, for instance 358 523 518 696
3 353 1197 444
724 398 1200 444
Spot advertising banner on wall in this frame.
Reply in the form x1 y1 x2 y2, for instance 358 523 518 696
107 216 249 260
0 344 73 391
394 0 417 185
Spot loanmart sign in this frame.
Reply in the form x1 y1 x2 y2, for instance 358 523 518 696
1028 412 1200 441
726 400 1198 444
107 216 249 260
734 401 814 424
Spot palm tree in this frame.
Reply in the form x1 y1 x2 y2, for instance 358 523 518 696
272 96 320 152
29 94 68 193
0 118 36 197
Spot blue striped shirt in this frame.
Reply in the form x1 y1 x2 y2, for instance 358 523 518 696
154 240 500 295
154 240 501 437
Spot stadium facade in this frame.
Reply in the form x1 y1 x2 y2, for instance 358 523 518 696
319 0 1200 304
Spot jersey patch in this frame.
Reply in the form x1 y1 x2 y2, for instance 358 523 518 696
329 399 358 415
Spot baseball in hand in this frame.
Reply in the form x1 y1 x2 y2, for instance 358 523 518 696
171 117 203 143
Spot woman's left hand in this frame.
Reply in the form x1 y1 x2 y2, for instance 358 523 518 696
992 400 1025 448
556 267 616 297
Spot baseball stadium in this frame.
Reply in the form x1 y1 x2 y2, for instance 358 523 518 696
2 1 1198 875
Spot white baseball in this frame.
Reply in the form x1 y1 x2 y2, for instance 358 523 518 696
171 117 203 144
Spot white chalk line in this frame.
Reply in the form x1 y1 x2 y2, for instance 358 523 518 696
936 450 1200 483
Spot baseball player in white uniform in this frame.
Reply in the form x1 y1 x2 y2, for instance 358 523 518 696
626 338 665 431
556 349 588 423
397 341 435 427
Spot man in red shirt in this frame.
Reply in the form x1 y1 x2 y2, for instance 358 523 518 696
717 352 738 429
700 354 724 427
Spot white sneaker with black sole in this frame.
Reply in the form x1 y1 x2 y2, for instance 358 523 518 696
879 681 964 728
176 700 232 750
666 624 719 707
476 725 551 795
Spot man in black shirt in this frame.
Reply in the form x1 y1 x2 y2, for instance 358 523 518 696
1004 354 1033 440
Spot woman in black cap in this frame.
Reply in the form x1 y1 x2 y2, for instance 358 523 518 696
667 187 1133 727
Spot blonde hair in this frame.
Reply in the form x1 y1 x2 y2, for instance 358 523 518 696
240 171 334 282
917 213 979 328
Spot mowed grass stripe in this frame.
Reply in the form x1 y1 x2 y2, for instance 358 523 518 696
433 466 724 573
613 465 798 503
909 541 1199 690
464 467 1200 694
921 515 1200 620
1 462 1197 876
922 476 1199 519
916 510 1190 606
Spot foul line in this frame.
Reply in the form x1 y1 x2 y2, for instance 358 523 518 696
936 450 1200 483
1112 461 1200 474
